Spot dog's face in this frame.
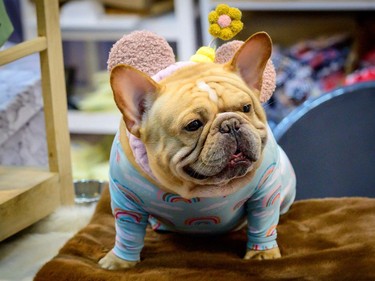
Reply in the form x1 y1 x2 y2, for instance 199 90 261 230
111 33 272 198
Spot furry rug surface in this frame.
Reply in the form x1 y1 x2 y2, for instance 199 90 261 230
0 205 95 281
34 187 375 281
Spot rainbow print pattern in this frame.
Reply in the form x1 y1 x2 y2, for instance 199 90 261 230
114 208 143 223
262 185 281 208
160 192 200 204
114 179 144 205
266 225 277 237
150 221 162 230
256 162 276 189
116 149 121 163
232 197 249 211
108 124 297 262
115 237 127 251
184 216 221 226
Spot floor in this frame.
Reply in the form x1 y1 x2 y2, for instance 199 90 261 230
0 204 96 281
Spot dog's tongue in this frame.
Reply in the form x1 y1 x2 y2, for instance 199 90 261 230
229 152 248 166
230 152 243 160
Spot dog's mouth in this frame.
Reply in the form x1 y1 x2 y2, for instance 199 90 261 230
183 149 254 181
183 166 210 180
228 150 252 168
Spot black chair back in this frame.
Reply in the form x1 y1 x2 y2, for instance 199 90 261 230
274 82 375 199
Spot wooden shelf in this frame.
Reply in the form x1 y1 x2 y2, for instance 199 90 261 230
0 37 47 66
0 0 75 242
208 0 375 11
200 0 375 45
21 0 197 61
0 167 60 241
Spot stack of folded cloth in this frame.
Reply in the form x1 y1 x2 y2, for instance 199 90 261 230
267 33 354 125
0 46 47 166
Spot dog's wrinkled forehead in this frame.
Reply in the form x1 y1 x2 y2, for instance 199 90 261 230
152 62 227 106
159 63 255 101
196 80 219 104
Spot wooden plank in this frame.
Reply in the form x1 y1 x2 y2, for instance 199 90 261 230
0 167 60 241
0 0 75 241
0 37 47 66
35 0 74 205
0 167 54 204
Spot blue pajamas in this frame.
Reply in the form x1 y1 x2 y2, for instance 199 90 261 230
109 127 296 261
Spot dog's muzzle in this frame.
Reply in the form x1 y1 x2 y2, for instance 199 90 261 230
183 115 261 181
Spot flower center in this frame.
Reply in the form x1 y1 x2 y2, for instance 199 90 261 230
217 14 232 28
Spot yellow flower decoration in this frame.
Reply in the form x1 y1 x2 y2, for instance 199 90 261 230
208 4 243 41
190 4 244 62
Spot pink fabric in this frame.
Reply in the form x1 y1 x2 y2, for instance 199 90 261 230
152 61 195 82
107 31 175 76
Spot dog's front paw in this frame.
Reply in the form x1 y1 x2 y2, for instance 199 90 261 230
244 247 281 260
99 251 139 270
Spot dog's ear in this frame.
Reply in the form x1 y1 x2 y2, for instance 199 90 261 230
110 64 161 138
227 32 272 95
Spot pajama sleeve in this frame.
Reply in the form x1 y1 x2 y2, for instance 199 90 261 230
245 162 282 251
108 175 149 262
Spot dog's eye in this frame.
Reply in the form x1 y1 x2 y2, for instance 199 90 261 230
243 104 251 113
185 120 203 132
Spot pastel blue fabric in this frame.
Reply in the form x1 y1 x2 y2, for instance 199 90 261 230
109 128 296 261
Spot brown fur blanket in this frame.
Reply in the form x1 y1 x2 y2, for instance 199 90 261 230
35 187 375 281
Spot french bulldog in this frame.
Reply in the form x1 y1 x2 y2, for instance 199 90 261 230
99 32 296 270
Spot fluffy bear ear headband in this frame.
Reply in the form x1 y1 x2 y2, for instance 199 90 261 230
107 4 276 103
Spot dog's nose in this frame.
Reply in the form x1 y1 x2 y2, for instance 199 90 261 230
219 118 240 134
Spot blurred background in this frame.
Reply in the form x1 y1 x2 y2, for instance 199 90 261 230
1 0 375 183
